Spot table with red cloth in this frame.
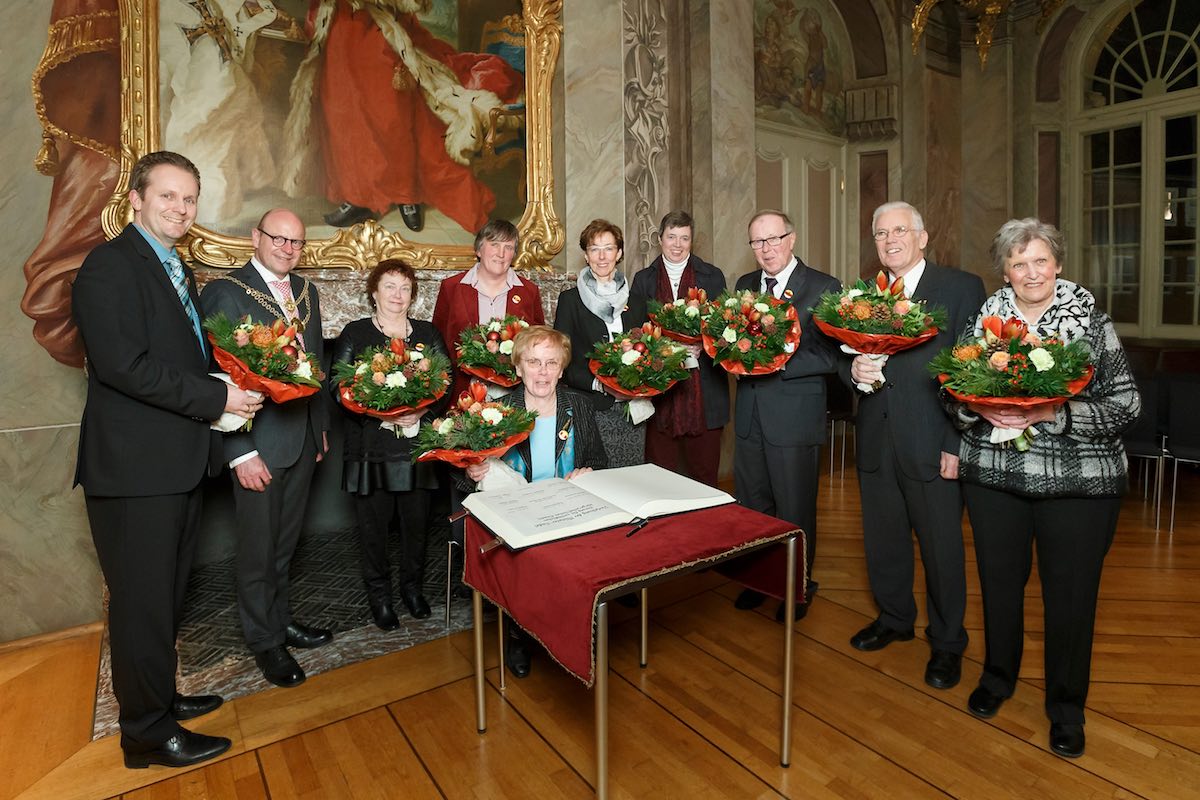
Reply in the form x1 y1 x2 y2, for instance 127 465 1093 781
463 502 804 797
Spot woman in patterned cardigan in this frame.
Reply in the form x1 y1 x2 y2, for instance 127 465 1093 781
948 218 1140 759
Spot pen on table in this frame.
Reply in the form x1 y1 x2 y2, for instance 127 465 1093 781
625 517 648 538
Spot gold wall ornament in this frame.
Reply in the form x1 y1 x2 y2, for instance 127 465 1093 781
911 0 1064 70
105 0 564 272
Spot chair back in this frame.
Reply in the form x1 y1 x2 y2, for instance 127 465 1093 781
1167 374 1200 461
1123 377 1162 457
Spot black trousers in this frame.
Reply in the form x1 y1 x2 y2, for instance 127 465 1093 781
86 489 203 750
231 432 318 653
858 434 968 653
964 483 1120 724
353 487 430 603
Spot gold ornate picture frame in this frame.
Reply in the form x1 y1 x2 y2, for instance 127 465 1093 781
103 0 564 271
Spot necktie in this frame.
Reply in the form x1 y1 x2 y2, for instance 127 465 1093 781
271 279 305 348
765 276 778 297
165 254 205 351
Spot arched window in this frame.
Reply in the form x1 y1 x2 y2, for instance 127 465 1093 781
1077 0 1200 338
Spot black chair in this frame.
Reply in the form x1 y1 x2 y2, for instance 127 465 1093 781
825 374 856 480
1123 376 1166 528
1166 374 1200 532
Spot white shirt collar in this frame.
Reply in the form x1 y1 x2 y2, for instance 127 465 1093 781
762 256 798 297
891 258 927 297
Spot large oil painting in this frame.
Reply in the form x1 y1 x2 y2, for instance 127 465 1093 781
754 0 847 136
105 0 564 270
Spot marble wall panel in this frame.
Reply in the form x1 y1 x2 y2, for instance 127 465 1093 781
0 426 101 641
961 44 1013 290
562 0 625 266
924 68 963 269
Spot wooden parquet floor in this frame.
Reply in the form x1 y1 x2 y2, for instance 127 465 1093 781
2 462 1198 799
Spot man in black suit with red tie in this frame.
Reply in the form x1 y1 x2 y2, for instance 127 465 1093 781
201 209 332 689
732 209 841 621
73 151 262 768
847 201 986 691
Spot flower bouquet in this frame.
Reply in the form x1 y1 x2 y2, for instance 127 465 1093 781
928 315 1093 451
700 289 800 375
413 381 538 467
204 313 324 404
812 271 946 354
455 315 530 387
331 338 451 437
647 287 714 344
587 322 690 399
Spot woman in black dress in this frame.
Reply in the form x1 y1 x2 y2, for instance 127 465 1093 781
332 259 449 630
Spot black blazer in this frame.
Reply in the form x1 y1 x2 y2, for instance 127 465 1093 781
848 262 986 480
629 255 730 429
504 386 609 479
200 262 330 469
552 285 647 411
72 224 227 496
733 259 842 447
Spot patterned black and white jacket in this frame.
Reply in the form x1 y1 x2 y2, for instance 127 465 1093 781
948 280 1141 498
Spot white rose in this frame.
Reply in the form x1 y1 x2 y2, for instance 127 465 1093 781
480 407 504 425
385 371 407 388
408 349 424 362
487 320 502 332
722 327 738 343
725 297 739 307
1028 347 1055 372
294 360 313 379
620 349 643 365
499 339 514 355
684 305 700 317
436 418 455 435
847 288 864 299
518 320 530 328
355 363 369 375
754 302 770 313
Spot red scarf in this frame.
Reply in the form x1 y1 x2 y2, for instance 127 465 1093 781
654 259 706 437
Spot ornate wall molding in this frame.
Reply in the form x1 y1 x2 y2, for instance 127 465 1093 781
623 0 670 265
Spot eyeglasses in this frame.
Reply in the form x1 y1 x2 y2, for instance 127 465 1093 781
523 358 562 372
748 232 791 250
258 228 306 250
872 225 915 241
587 245 618 255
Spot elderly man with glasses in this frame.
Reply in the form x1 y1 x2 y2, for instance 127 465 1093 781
845 201 985 691
730 209 841 623
201 208 334 689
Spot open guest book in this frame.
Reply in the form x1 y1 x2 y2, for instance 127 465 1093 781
462 463 735 550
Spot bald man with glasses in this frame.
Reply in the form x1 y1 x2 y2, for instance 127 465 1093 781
201 209 333 689
730 209 841 622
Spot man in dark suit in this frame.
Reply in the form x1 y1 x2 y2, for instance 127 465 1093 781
630 210 729 487
200 209 332 688
732 209 841 621
73 151 262 768
847 201 986 690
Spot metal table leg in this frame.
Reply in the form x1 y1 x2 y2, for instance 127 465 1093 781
498 611 507 692
473 589 486 733
639 588 649 667
780 534 796 767
595 600 609 799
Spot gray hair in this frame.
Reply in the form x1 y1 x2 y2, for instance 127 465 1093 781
748 209 794 234
989 218 1065 275
871 201 925 233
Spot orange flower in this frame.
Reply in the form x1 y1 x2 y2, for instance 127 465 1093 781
953 344 983 361
852 301 872 320
250 327 276 347
988 351 1011 371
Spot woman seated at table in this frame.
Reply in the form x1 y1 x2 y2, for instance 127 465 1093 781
466 325 608 675
948 218 1139 759
553 219 648 467
332 259 449 630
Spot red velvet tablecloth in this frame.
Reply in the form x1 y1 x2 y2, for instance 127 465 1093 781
464 504 801 686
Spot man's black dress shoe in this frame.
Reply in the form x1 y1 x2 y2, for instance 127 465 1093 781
1050 722 1085 758
323 202 378 227
734 589 766 610
505 636 532 678
255 646 306 688
285 622 333 649
124 729 232 769
774 580 817 622
170 693 223 722
401 587 432 620
399 203 424 231
370 600 400 631
967 685 1006 719
924 650 962 689
849 619 915 651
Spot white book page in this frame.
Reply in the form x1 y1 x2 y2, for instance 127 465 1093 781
462 478 632 549
570 463 734 518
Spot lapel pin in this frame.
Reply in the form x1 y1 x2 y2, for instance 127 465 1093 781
512 294 522 304
783 288 794 300
558 429 569 440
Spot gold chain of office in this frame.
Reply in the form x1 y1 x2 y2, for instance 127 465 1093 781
213 275 314 333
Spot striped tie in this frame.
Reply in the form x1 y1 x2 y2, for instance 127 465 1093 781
165 254 205 351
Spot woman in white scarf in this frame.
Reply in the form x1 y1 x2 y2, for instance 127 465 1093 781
551 219 649 467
